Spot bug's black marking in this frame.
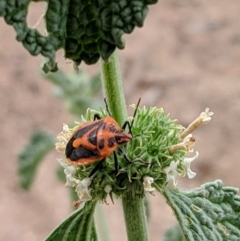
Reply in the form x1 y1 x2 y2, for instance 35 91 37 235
69 146 100 161
99 121 106 131
74 121 101 139
109 124 116 133
65 138 75 157
108 137 116 147
88 129 98 145
98 138 105 149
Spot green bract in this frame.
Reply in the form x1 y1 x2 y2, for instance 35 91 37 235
0 0 158 72
72 106 187 202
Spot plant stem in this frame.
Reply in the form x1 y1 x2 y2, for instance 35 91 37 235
100 50 127 124
100 51 149 241
122 193 149 241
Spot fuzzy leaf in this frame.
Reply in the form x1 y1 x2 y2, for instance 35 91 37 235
18 130 55 189
164 225 184 241
0 0 60 72
0 0 158 72
163 180 240 241
44 201 98 241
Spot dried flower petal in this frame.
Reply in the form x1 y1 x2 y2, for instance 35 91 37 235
199 108 214 124
169 134 195 154
55 142 67 152
62 123 70 132
55 123 72 152
180 108 214 139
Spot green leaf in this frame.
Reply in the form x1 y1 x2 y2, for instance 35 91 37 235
163 180 240 241
0 0 158 71
44 201 98 241
18 130 55 189
163 225 184 241
0 1 60 72
63 0 156 65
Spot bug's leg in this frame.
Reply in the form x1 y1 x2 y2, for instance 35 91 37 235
119 147 149 165
118 147 132 163
121 121 132 134
88 159 105 177
104 98 112 116
121 98 141 134
93 113 101 120
133 98 141 117
121 121 131 130
113 151 119 172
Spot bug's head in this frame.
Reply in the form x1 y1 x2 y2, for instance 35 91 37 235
115 130 132 144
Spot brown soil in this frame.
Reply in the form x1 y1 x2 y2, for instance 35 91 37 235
1 1 240 241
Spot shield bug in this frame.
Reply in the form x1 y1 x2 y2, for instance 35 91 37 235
65 99 140 176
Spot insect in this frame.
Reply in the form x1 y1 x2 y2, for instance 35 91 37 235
65 99 141 176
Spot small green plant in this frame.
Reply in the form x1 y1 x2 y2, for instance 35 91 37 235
1 1 240 241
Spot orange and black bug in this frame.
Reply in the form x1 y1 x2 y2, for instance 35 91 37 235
65 99 141 176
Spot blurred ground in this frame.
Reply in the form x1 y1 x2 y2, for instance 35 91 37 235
1 1 240 241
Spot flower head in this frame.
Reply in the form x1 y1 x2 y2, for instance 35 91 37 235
143 176 155 192
54 105 213 202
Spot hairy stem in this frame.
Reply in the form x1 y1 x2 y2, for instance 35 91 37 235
100 51 149 241
100 50 127 125
122 193 149 241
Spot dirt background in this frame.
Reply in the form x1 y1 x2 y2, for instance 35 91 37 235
1 1 240 241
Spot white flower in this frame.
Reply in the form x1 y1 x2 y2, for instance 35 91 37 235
75 177 93 201
183 151 199 179
58 158 78 187
163 160 179 188
143 176 155 192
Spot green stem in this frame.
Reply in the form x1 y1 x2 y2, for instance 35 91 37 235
100 51 149 241
122 193 149 241
100 50 127 124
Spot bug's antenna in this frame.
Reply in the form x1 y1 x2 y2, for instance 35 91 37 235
130 98 141 130
104 98 112 116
